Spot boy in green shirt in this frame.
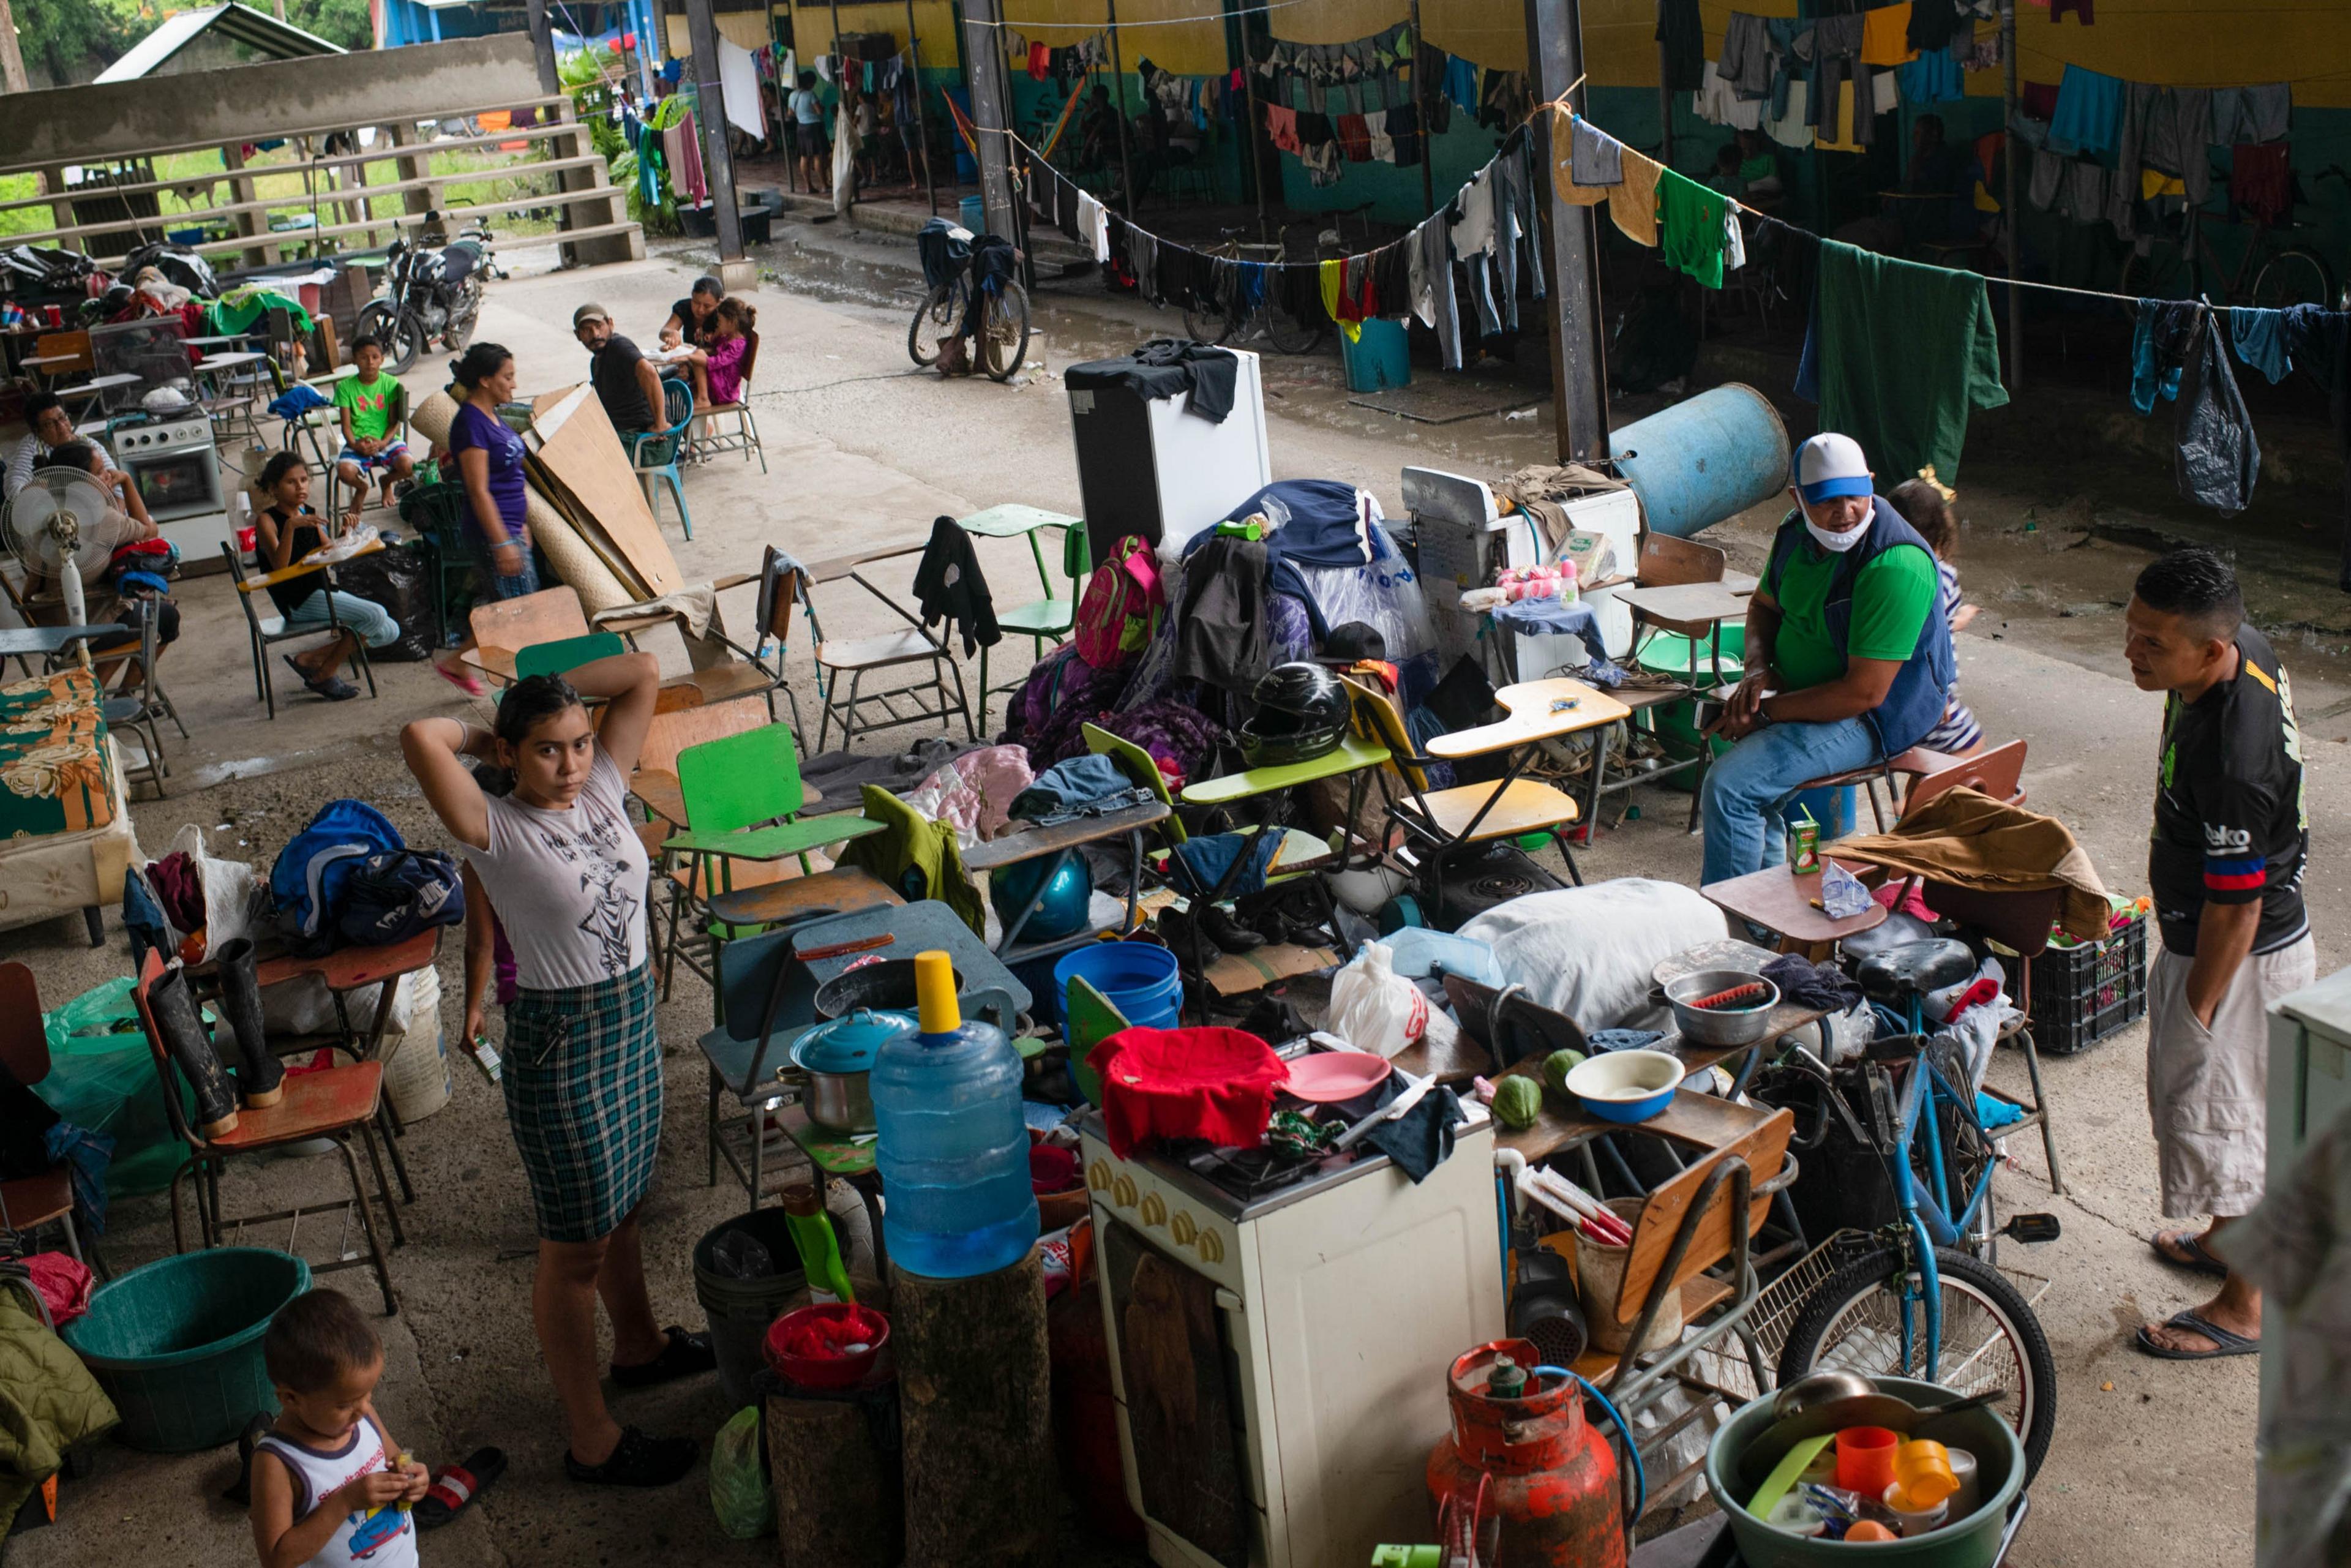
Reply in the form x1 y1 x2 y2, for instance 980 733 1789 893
333 336 414 529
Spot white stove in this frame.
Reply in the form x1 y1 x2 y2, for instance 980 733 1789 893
114 415 233 563
1078 1082 1502 1568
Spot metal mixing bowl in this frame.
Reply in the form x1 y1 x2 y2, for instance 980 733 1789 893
1663 969 1782 1047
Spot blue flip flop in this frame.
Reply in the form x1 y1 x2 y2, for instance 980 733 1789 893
2135 1308 2259 1360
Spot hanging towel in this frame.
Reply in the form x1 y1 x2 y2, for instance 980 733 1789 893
1571 116 1624 186
1265 103 1300 152
1547 111 1610 205
1860 4 1919 65
1609 149 1664 246
1657 169 1729 288
1319 257 1359 342
1694 62 1763 130
1766 80 1814 148
1813 239 2008 484
2230 307 2292 386
2047 64 2124 156
1896 48 1962 106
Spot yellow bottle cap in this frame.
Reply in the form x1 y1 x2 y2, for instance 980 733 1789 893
914 950 961 1035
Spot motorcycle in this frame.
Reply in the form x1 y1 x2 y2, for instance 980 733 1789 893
354 215 502 373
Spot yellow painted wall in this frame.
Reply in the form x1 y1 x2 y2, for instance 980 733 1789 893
994 0 1228 78
786 0 961 67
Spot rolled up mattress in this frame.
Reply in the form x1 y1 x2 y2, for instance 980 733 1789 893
410 391 637 613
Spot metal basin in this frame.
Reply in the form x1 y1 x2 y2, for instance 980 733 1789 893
1663 969 1782 1047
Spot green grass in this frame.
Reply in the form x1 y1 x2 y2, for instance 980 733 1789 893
0 142 568 243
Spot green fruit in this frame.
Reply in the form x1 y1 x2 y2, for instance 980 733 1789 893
1542 1049 1588 1097
1492 1075 1543 1130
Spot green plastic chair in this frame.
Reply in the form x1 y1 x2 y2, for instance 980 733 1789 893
514 632 626 681
978 517 1088 728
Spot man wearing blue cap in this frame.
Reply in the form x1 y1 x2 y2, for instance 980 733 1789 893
1700 432 1956 885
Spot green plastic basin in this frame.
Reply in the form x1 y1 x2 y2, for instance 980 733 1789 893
62 1248 312 1451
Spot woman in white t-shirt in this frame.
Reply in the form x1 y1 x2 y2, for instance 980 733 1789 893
400 653 708 1489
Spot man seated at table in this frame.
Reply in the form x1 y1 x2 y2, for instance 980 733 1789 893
6 390 116 499
1700 432 1955 885
572 302 664 438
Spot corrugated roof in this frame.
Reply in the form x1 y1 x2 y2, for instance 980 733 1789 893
94 2 346 83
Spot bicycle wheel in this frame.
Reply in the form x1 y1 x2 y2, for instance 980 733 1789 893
2118 242 2195 304
2251 246 2336 310
907 280 964 368
1776 1245 2057 1485
981 281 1032 383
1183 303 1234 346
1261 302 1327 356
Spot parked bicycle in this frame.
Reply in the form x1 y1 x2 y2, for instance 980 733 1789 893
2117 163 2341 309
907 263 1031 382
1181 228 1325 354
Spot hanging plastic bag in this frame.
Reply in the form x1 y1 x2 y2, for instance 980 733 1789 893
165 822 261 961
1327 940 1460 1060
709 1404 773 1539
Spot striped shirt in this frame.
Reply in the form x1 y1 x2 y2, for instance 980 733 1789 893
1918 558 1982 754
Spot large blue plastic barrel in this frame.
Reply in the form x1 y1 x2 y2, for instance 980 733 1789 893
1608 383 1790 538
1343 318 1412 393
958 194 986 233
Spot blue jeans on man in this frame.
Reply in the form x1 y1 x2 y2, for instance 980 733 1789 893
1698 715 1882 887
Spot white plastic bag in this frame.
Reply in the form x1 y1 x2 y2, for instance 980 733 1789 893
1327 940 1460 1060
165 823 260 961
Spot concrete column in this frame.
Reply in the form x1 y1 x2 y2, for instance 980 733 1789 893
222 145 279 270
681 0 754 288
961 0 1016 241
525 0 560 94
1524 0 1609 462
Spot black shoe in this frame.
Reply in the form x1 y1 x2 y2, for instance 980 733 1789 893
151 961 238 1137
212 937 284 1109
1196 904 1267 955
564 1426 698 1487
222 1413 271 1504
609 1325 716 1388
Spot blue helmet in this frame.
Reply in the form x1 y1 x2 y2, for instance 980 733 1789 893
990 852 1093 942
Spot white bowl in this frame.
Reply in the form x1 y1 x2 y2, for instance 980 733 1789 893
1563 1049 1686 1123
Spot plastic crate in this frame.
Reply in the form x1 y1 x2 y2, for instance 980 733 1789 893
2027 914 2148 1055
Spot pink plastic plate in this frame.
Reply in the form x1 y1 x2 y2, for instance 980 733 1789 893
1282 1050 1392 1103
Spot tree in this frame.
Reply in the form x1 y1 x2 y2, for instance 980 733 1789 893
284 0 371 50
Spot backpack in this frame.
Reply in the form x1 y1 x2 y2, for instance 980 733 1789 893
1074 534 1163 671
270 800 422 956
335 849 466 949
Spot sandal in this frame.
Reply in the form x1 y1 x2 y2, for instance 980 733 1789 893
2135 1308 2259 1360
433 662 487 697
564 1425 697 1488
414 1446 506 1529
2151 1229 2232 1278
610 1324 716 1388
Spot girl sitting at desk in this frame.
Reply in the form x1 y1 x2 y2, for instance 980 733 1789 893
253 450 399 703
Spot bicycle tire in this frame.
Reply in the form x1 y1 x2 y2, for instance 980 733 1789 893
982 281 1032 383
907 280 963 368
1183 304 1234 347
2251 246 2336 310
2118 242 2194 304
1776 1244 2056 1485
1261 302 1326 356
356 302 422 375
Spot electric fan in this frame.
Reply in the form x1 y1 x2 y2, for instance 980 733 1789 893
2 467 137 662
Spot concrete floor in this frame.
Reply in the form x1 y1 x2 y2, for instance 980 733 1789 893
10 212 2345 1567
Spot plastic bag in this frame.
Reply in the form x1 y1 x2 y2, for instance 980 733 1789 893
165 822 261 961
710 1404 773 1539
37 977 190 1197
331 537 442 662
1326 941 1460 1060
261 967 423 1039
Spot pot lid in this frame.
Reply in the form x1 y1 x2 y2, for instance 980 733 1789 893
794 1008 913 1073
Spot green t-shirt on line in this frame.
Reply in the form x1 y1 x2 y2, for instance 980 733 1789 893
1761 528 1938 692
335 372 400 442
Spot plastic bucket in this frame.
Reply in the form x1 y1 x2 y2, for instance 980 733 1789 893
62 1248 311 1451
959 194 986 233
1573 1198 1683 1353
1785 784 1857 841
693 1209 809 1409
1704 1376 2023 1567
1056 942 1181 1033
1342 318 1411 393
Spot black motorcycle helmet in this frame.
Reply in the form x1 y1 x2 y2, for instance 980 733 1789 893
1239 661 1352 768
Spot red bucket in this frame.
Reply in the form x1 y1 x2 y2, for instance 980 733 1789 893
763 1302 890 1390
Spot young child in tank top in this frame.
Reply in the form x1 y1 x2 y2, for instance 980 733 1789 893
247 1291 428 1568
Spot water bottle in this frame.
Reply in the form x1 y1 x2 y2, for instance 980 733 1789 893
872 950 1038 1278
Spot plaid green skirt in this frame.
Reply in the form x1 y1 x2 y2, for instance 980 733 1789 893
502 966 662 1244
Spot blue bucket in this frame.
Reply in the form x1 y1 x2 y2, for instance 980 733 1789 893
1342 318 1411 393
1054 941 1182 1032
959 193 986 232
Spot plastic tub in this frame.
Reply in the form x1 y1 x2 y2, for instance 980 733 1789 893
1342 318 1411 393
1704 1376 2024 1568
62 1248 310 1451
765 1302 890 1389
1055 942 1182 1033
692 1209 810 1409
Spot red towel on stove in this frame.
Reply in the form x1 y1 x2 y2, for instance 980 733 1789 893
1090 1027 1286 1158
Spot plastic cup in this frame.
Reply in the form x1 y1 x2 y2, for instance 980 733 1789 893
1835 1426 1899 1496
1892 1439 1959 1506
1881 1482 1951 1538
1800 1447 1841 1486
1946 1449 1981 1520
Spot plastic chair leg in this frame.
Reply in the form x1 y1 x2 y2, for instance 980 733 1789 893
664 471 693 539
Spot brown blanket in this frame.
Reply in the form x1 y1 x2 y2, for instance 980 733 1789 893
1835 786 2113 944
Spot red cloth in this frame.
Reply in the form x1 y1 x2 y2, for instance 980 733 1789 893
20 1252 93 1326
1090 1027 1286 1158
1335 113 1373 162
1028 42 1050 80
1264 103 1301 154
2231 142 2292 224
1030 1142 1080 1195
2019 81 2059 121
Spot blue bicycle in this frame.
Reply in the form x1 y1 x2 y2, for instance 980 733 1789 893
1765 937 2060 1484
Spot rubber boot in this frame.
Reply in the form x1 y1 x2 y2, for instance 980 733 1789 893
151 961 238 1138
212 937 285 1109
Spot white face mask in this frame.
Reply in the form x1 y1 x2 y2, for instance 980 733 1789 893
1805 517 1870 553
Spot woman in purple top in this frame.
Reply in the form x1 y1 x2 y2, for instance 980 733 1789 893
435 342 538 695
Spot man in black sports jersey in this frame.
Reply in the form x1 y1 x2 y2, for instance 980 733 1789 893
2124 549 2316 1362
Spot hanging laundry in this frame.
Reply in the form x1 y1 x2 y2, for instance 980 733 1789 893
1765 17 1812 121
1860 4 1919 66
1387 106 1423 167
1370 244 1411 320
2055 160 2106 223
1319 258 1359 342
1809 239 2008 484
1571 113 1622 187
1955 31 2001 71
1657 0 1706 93
1718 13 1774 98
1336 113 1373 162
2230 308 2292 386
1724 206 1748 272
1028 42 1049 80
1076 192 1111 264
2050 0 2092 21
1809 15 1875 146
1657 168 1729 288
2210 84 2292 147
1695 63 1763 130
2232 143 2293 225
2134 303 2259 511
2047 64 2124 156
1908 0 1964 51
1444 55 1481 114
1414 217 1463 370
1265 104 1301 153
1766 80 1815 148
1610 148 1664 246
1896 47 1963 106
1367 118 1396 163
1130 228 1161 306
2028 149 2061 211
2273 306 2351 589
2019 81 2060 122
1817 81 1866 154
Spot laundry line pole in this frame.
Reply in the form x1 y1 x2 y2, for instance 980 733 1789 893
1528 0 1609 461
1105 0 1139 220
907 0 939 214
2000 0 2022 392
1408 0 1434 223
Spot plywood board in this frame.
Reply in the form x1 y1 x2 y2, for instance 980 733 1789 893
528 383 683 599
410 389 637 613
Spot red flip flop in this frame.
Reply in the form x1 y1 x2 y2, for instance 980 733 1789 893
434 662 487 698
414 1447 506 1531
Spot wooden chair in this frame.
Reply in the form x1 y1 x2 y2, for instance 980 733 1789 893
469 583 592 659
219 540 380 719
0 962 97 1271
1898 738 2027 820
132 952 400 1315
696 329 765 474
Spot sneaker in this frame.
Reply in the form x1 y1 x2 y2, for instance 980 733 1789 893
609 1325 716 1388
564 1426 697 1488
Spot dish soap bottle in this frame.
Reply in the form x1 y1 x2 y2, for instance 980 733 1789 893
872 950 1038 1277
781 1181 857 1304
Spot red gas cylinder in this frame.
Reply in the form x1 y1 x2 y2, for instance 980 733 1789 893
1425 1338 1625 1568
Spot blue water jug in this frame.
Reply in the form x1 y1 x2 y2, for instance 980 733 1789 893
872 951 1039 1278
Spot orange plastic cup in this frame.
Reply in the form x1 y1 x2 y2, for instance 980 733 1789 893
1835 1426 1900 1495
1893 1439 1959 1507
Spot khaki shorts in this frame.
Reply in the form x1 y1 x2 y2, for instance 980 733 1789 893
2145 933 2316 1219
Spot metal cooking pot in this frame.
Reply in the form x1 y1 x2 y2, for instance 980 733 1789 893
813 959 964 1021
789 1008 912 1133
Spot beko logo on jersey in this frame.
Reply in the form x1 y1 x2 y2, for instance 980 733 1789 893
2203 823 2252 851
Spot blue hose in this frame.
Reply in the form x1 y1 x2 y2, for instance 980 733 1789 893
1534 1365 1646 1528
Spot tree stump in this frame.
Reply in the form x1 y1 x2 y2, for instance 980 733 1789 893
765 1378 903 1568
893 1250 1055 1567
